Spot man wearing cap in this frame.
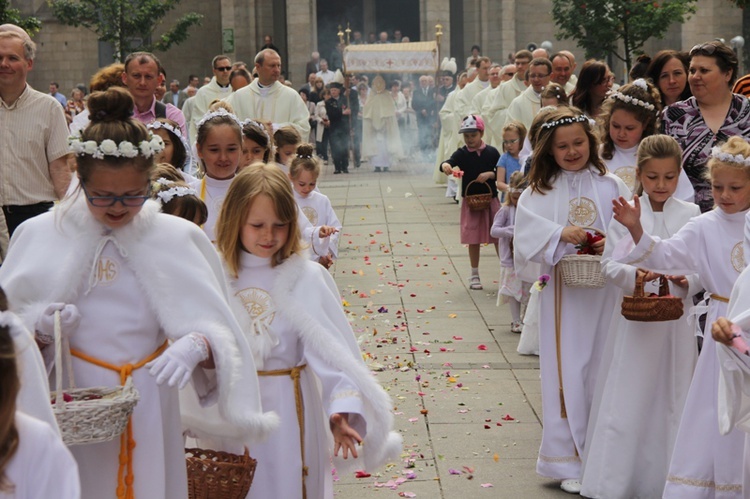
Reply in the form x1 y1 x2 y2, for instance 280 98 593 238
188 55 234 140
225 49 310 138
506 57 552 130
0 25 71 242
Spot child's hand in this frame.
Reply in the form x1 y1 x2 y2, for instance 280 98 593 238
591 234 606 255
318 225 339 238
712 317 740 347
330 413 363 460
561 226 587 246
476 171 495 183
612 195 644 244
666 275 688 288
318 254 334 269
639 270 662 283
441 163 453 175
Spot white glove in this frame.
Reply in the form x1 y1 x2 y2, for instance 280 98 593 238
146 333 209 389
35 303 81 344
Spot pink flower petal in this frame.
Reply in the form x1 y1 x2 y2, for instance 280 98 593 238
481 483 493 488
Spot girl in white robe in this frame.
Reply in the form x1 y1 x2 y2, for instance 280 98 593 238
215 164 402 499
581 135 700 498
0 88 277 499
289 144 342 269
598 78 694 203
611 136 750 498
514 107 630 494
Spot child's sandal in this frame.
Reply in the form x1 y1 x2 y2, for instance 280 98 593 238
469 275 483 290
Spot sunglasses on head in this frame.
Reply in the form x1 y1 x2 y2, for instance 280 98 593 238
690 43 718 57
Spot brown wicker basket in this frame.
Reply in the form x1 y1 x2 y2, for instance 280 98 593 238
464 179 493 211
558 227 606 289
621 271 684 322
51 312 139 446
186 447 257 499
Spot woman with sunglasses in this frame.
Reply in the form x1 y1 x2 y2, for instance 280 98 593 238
0 87 275 498
663 40 750 213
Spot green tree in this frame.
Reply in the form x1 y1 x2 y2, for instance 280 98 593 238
0 0 42 35
551 0 697 72
727 0 750 72
49 0 203 62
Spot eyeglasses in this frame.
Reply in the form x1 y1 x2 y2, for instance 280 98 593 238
503 139 520 145
215 66 233 72
81 183 151 208
690 43 717 57
529 73 550 80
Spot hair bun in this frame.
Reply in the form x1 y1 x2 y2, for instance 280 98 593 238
296 143 315 158
87 87 135 123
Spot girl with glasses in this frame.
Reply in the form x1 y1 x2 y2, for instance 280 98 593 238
0 87 276 499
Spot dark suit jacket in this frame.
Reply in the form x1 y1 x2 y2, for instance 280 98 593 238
412 86 436 126
305 61 320 79
162 90 188 110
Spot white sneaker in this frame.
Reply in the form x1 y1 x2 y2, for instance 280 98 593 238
560 478 581 494
510 321 522 333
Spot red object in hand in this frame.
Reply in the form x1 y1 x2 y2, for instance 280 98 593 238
731 324 750 355
575 232 604 255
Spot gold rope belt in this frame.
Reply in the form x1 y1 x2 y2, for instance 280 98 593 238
554 266 567 420
259 364 308 499
70 340 169 499
710 294 729 303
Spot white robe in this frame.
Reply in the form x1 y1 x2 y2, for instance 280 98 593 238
477 85 502 148
612 207 748 498
1 412 80 498
225 80 311 138
226 253 402 498
0 194 277 498
486 78 525 144
434 89 460 185
514 167 630 479
293 190 341 258
581 195 700 498
452 78 489 149
187 77 233 142
506 86 541 130
190 175 232 243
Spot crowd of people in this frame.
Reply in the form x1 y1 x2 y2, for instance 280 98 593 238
6 17 750 498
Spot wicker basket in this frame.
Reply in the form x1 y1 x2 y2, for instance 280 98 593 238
621 271 684 322
50 311 140 446
464 179 493 211
558 226 606 289
186 447 257 499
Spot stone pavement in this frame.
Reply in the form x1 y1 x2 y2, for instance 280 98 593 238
318 159 570 498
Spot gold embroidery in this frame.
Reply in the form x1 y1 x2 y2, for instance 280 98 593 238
666 474 742 492
236 287 275 324
625 240 656 266
731 242 745 273
96 257 119 286
538 453 581 463
614 166 636 193
568 197 597 227
301 206 318 225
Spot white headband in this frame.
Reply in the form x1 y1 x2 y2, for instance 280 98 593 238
197 108 242 131
240 118 271 145
156 184 198 204
69 131 165 159
147 121 194 170
710 146 750 167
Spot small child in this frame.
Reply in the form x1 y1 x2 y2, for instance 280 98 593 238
289 143 341 268
148 118 194 175
151 163 207 225
491 171 530 333
215 163 401 498
540 83 568 108
441 115 501 290
274 126 302 173
496 121 527 197
241 118 273 169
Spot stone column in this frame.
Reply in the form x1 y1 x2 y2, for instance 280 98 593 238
500 0 516 62
286 0 316 83
422 0 451 63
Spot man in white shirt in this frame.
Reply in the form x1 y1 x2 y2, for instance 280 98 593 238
225 49 310 138
316 59 334 85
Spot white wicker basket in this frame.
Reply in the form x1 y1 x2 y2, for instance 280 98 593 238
558 254 605 289
51 311 140 446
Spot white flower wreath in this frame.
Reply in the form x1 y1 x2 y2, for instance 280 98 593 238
68 131 165 159
156 185 198 204
710 146 750 167
196 108 242 131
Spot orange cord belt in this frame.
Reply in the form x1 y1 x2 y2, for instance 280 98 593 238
259 364 308 499
70 340 169 499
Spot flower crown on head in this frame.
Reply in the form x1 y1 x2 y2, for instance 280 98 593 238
147 120 194 170
609 79 655 112
541 114 589 130
240 118 271 144
197 108 242 131
68 131 165 159
153 178 198 204
710 146 750 167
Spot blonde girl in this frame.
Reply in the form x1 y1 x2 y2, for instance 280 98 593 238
540 83 568 107
496 121 527 196
490 171 529 333
582 135 700 498
0 87 273 498
215 163 401 499
274 126 302 172
611 135 750 498
289 143 341 268
514 106 630 494
241 118 273 169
